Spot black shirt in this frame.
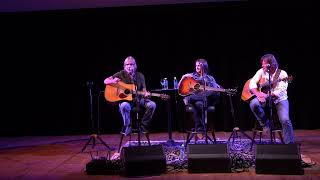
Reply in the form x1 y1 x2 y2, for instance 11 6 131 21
112 70 146 91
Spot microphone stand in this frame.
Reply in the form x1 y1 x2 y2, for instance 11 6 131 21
200 70 214 144
132 75 150 147
81 81 112 153
227 92 254 146
134 78 143 146
267 66 274 143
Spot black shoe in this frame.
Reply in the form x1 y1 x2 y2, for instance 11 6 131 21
196 127 204 133
254 124 263 131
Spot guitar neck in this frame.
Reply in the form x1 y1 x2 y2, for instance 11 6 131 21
135 91 161 97
199 86 227 92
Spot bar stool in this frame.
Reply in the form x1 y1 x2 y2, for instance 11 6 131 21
118 107 151 152
252 112 284 144
185 105 217 147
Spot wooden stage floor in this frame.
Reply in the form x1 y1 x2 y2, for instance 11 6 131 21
0 130 319 180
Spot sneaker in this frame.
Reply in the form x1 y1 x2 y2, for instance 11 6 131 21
121 126 131 136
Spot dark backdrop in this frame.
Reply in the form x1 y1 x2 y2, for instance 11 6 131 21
1 2 316 136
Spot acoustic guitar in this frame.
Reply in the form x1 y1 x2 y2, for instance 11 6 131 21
105 81 170 102
241 75 293 102
178 76 237 96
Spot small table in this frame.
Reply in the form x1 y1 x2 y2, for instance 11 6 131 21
151 88 178 145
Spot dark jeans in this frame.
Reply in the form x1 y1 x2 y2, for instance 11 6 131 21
184 93 220 131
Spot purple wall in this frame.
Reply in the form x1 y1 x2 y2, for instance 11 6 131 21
0 0 237 12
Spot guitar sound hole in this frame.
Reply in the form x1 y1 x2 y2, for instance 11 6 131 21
124 89 130 95
194 83 200 90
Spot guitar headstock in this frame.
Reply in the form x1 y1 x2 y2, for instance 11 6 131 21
160 94 170 101
225 88 237 95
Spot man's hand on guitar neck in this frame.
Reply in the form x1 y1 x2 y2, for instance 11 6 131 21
104 77 120 85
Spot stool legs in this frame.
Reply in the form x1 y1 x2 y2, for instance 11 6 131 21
252 120 284 144
211 128 217 143
271 130 284 144
184 107 216 148
118 133 125 153
185 129 216 149
118 120 151 152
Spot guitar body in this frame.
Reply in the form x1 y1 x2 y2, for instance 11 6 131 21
179 76 237 96
105 81 135 102
241 79 255 101
241 76 293 102
178 76 199 96
105 81 170 102
241 78 267 101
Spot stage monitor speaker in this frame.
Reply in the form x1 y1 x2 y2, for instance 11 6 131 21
120 145 166 177
187 143 231 173
85 158 121 175
255 144 304 175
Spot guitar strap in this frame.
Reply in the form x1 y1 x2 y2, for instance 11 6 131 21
272 69 281 89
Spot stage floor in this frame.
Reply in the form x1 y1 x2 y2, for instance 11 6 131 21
0 130 319 180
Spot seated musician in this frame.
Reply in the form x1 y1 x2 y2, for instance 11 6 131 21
104 56 156 135
247 54 294 144
178 58 221 133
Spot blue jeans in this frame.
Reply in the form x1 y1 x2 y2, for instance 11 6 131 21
249 98 294 144
119 99 156 128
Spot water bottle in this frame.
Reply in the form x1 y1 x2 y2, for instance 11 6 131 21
180 144 185 160
173 77 178 89
164 78 168 89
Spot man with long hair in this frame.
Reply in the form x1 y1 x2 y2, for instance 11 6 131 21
104 56 156 135
178 58 221 133
248 54 294 144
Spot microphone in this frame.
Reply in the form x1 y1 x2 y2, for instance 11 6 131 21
266 64 271 68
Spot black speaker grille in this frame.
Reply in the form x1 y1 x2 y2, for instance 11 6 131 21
187 144 231 173
255 144 303 175
121 145 166 176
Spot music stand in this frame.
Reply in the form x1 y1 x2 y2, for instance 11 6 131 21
227 92 254 145
81 81 112 152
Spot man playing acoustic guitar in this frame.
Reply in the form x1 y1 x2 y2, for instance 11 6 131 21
178 58 221 135
104 56 156 136
245 53 294 144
